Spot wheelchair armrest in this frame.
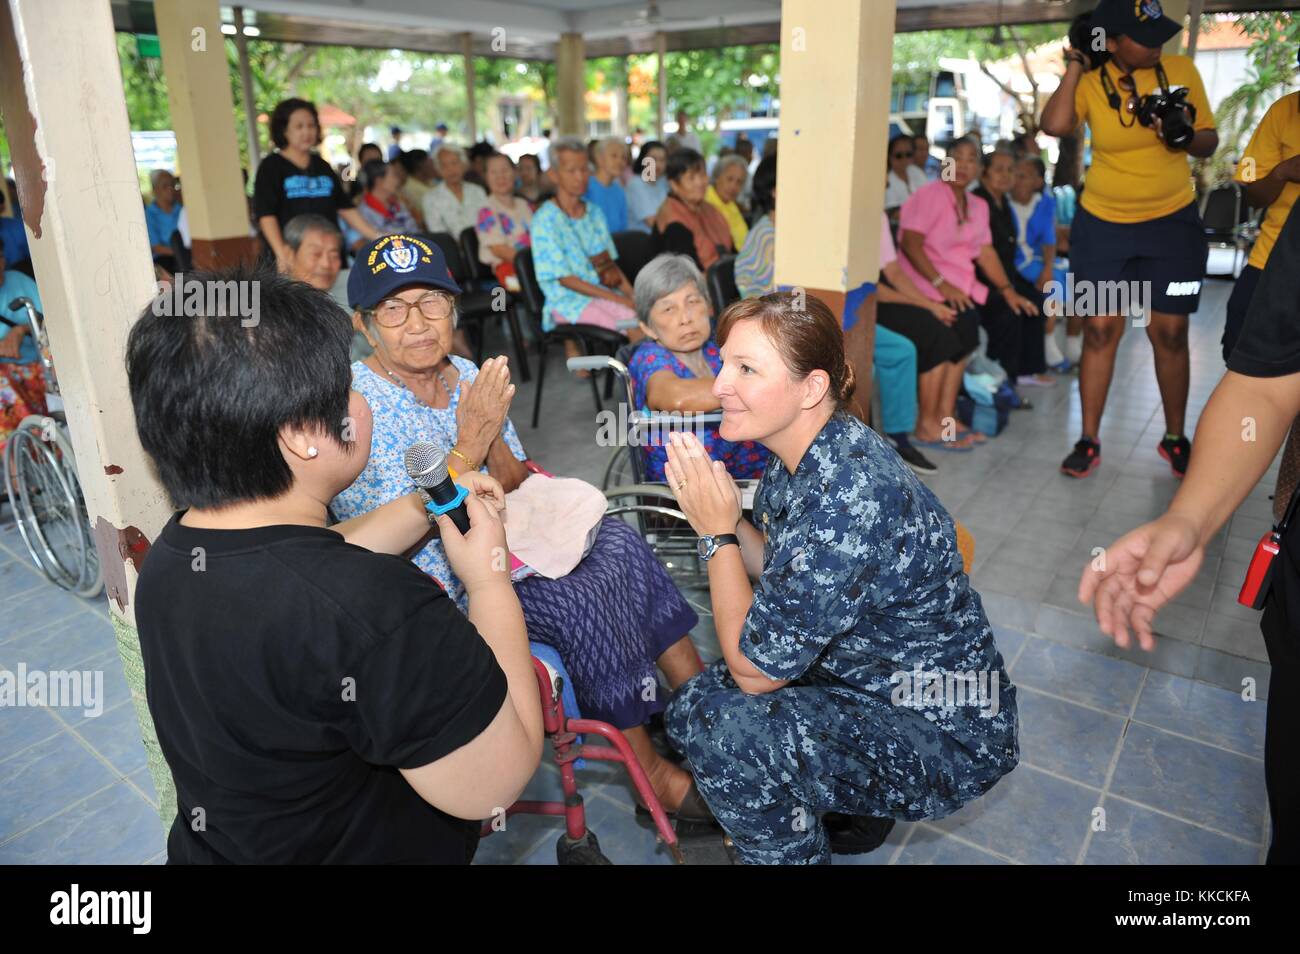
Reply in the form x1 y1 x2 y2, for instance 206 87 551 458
628 410 724 429
567 355 620 374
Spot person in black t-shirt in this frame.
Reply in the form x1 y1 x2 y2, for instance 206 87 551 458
973 149 1051 393
126 268 543 864
1079 199 1300 866
253 98 381 274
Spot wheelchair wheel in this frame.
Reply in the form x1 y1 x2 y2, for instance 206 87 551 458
600 446 632 492
3 415 102 597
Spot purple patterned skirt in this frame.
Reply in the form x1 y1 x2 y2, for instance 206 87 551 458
514 517 698 729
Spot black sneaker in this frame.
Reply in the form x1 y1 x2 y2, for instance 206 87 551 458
825 812 896 855
893 441 938 475
1061 438 1101 478
1158 435 1191 478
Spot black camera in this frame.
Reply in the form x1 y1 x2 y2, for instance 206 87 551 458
1135 86 1196 149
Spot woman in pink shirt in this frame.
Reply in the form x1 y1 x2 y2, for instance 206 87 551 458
897 137 1038 445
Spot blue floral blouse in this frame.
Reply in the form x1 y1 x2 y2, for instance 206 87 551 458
627 339 769 482
331 357 527 609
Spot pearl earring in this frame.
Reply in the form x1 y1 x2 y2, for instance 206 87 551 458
307 447 318 458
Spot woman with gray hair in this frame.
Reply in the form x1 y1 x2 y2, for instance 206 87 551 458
706 153 750 251
628 254 769 482
422 143 488 236
583 136 629 233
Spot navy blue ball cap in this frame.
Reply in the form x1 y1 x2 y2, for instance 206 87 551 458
347 233 460 310
1092 0 1182 49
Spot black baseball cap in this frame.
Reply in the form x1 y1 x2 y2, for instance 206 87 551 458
347 234 460 310
1092 0 1182 49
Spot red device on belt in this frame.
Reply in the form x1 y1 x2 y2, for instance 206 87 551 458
1239 531 1281 609
1239 483 1300 609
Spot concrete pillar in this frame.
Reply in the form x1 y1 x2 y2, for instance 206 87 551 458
461 33 478 143
155 0 256 268
656 32 668 139
1160 0 1190 56
233 6 261 171
556 32 586 138
775 0 896 416
0 0 176 825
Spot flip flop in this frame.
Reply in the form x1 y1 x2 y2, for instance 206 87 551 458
913 436 975 452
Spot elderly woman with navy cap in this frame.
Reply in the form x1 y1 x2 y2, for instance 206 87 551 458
330 234 715 821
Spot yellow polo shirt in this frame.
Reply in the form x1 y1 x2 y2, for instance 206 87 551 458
706 185 749 251
1074 54 1215 224
1234 91 1300 270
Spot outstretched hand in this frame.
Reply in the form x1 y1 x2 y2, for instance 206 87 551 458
1077 513 1205 651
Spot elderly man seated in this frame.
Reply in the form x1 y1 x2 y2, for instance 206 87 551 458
628 254 769 482
282 213 376 363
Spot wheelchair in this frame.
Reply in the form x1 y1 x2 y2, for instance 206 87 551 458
565 345 758 587
1 297 102 597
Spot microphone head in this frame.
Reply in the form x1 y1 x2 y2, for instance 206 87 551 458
404 442 449 489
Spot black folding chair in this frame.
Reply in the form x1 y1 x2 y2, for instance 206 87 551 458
706 254 739 317
458 226 531 380
1200 182 1254 277
612 230 659 285
514 248 627 428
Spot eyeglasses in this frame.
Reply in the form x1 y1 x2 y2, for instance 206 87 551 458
366 292 454 327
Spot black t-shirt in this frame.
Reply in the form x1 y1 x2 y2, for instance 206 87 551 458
1226 199 1300 666
252 152 352 231
135 513 508 864
973 185 1036 300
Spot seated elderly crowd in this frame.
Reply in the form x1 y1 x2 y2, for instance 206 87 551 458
123 97 1045 865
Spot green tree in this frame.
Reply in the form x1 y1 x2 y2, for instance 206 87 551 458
1204 14 1300 184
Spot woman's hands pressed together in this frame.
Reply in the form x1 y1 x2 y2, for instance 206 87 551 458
664 431 742 537
455 355 515 461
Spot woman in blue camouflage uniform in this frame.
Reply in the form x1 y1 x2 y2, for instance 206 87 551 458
662 292 1019 864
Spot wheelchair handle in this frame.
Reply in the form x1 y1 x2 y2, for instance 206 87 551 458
566 355 617 373
6 295 58 391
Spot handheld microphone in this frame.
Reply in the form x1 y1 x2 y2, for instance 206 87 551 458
404 442 471 534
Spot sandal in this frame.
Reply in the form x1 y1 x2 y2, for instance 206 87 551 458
634 780 719 833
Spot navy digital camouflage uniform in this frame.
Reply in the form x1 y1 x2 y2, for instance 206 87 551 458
665 412 1019 864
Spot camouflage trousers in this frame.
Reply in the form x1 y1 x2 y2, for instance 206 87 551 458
665 660 1018 864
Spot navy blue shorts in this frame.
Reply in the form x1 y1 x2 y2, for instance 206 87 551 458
1069 201 1208 316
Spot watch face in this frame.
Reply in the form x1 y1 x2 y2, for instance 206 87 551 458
697 536 714 560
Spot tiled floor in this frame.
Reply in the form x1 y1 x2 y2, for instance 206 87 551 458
0 276 1273 864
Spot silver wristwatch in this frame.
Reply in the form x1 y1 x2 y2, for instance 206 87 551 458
697 533 739 562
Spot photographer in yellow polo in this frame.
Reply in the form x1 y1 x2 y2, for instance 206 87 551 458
1041 0 1217 482
1224 87 1300 361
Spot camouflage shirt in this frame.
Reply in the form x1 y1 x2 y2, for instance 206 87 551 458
739 412 1017 762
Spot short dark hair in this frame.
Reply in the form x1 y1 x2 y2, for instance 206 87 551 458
270 98 322 150
468 141 497 161
357 142 383 164
666 147 705 183
750 154 777 216
126 267 353 509
398 148 429 173
361 159 390 191
633 139 666 176
517 152 541 173
981 149 1013 170
888 133 913 156
1020 156 1048 181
